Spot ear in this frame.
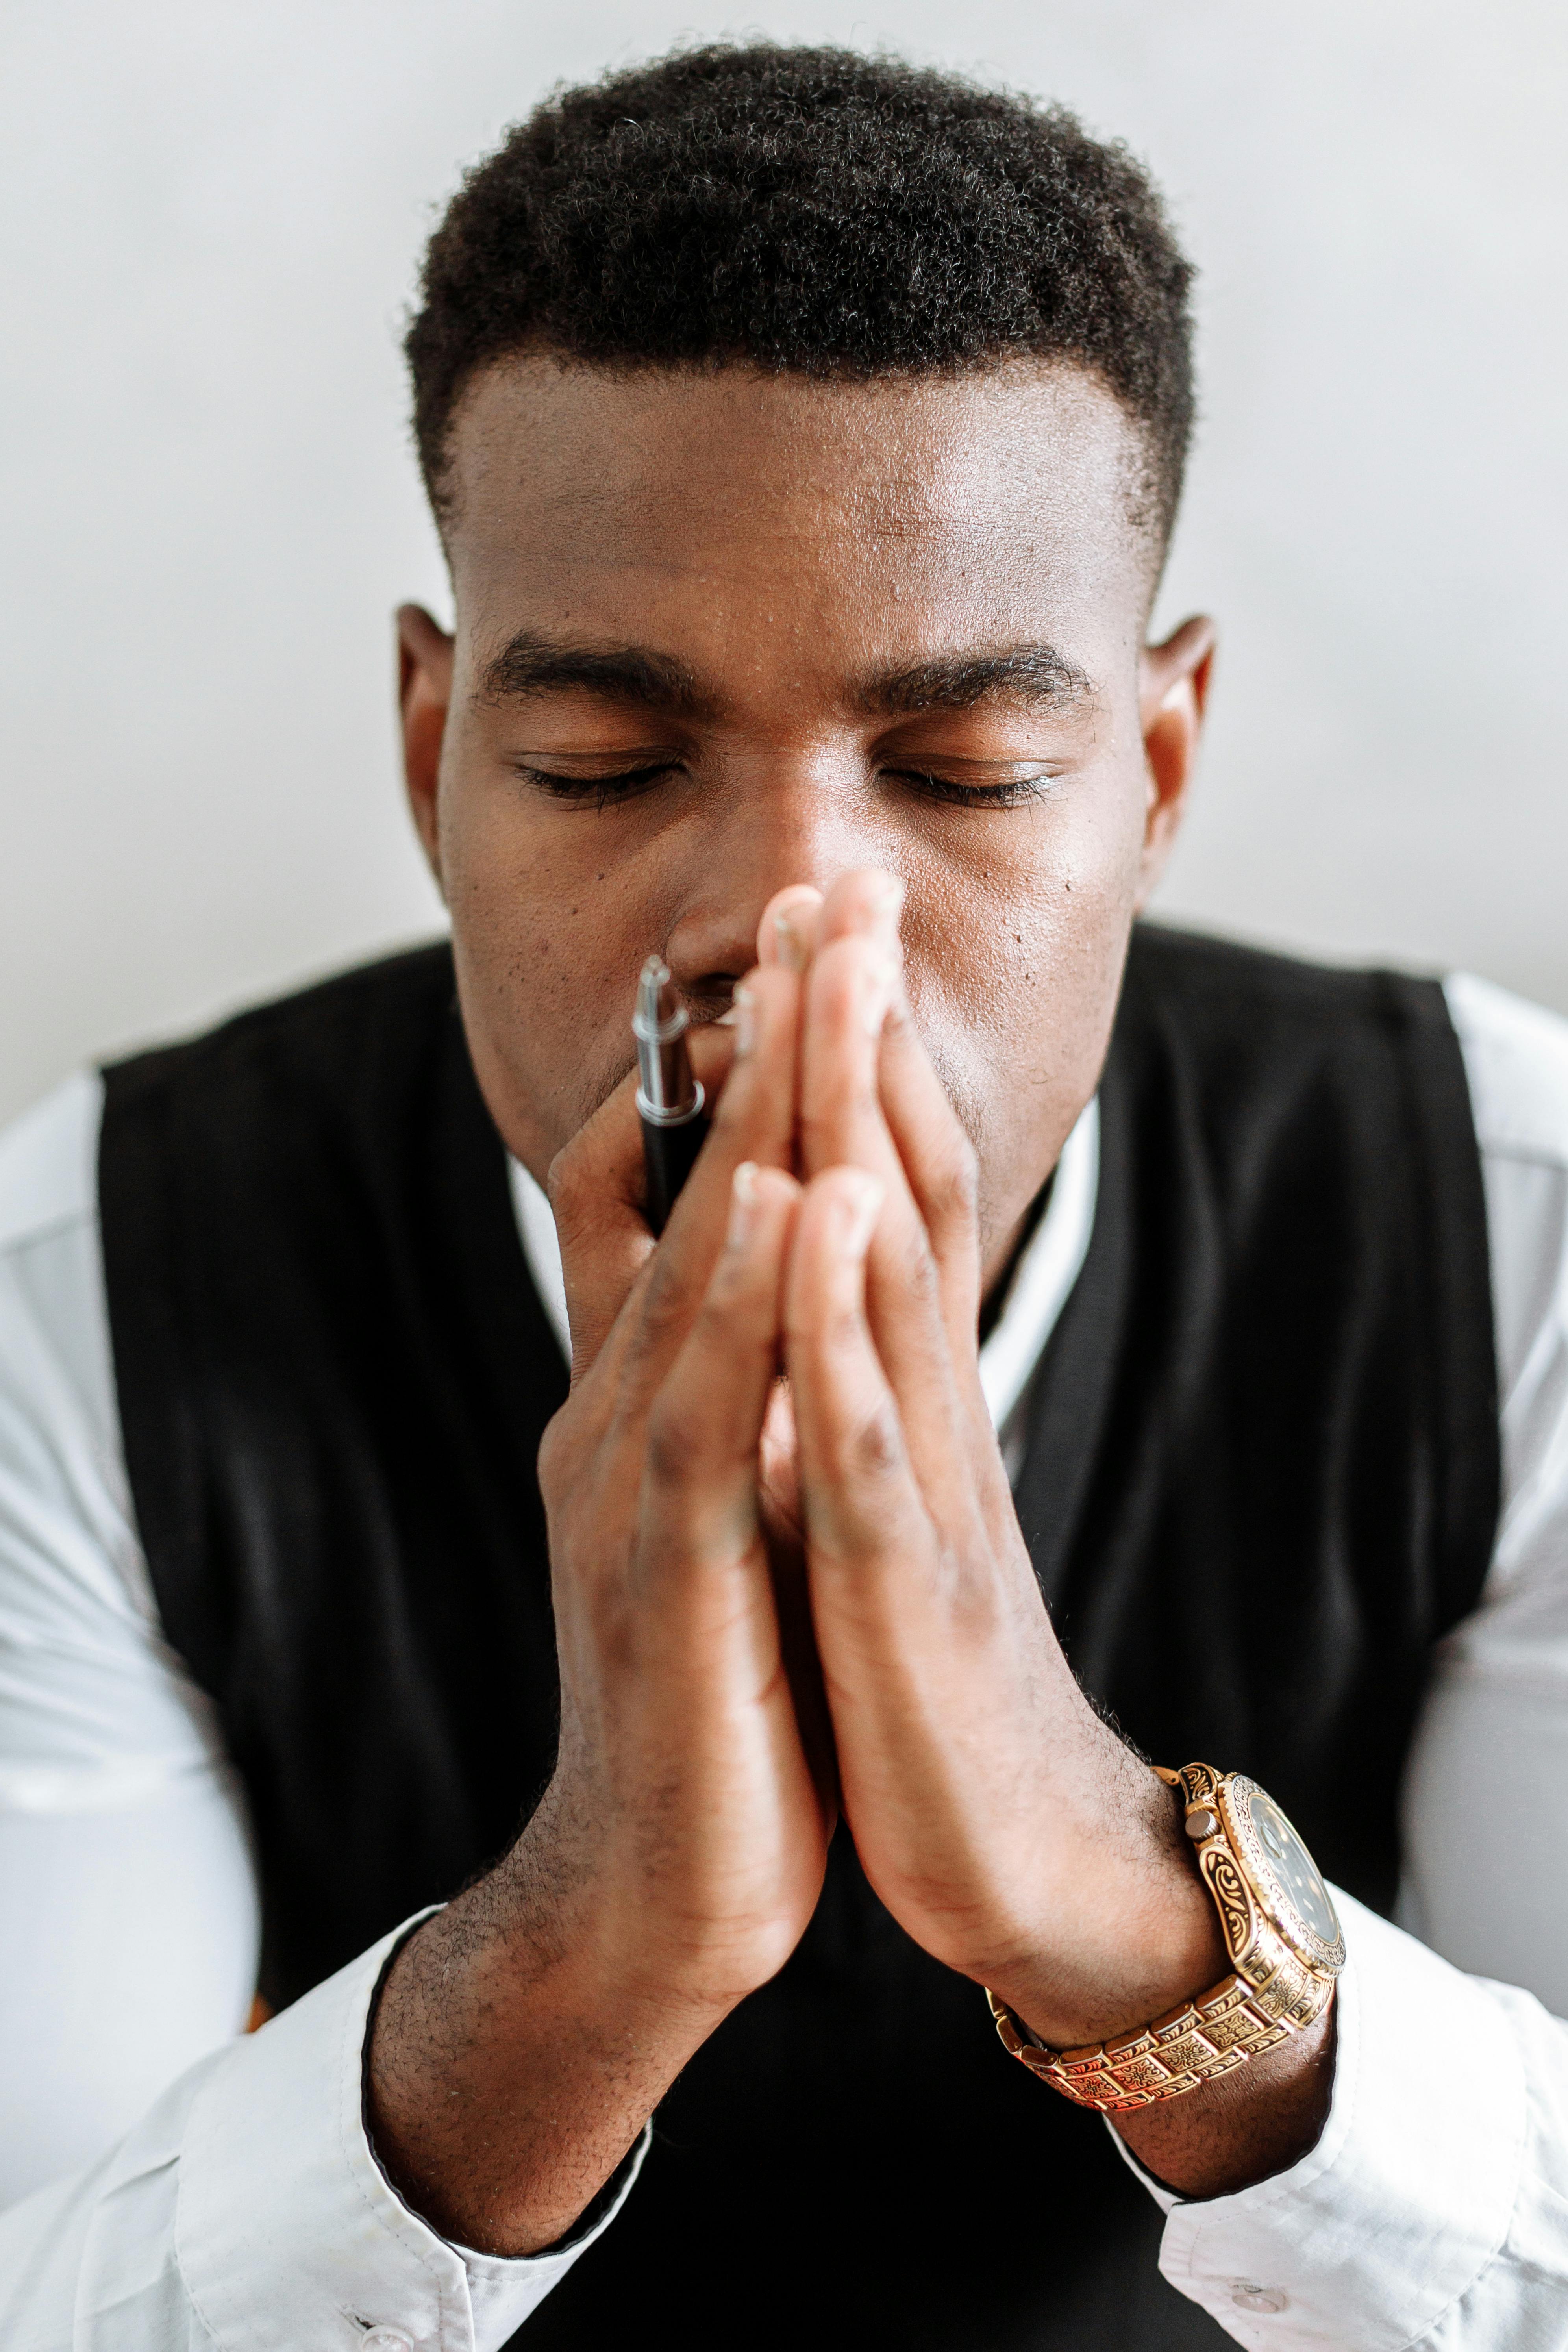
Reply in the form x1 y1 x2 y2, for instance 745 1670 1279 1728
1133 615 1216 913
398 603 455 896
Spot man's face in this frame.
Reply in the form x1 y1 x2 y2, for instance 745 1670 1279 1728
402 356 1211 1278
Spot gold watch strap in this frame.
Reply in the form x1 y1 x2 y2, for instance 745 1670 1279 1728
985 1762 1337 2114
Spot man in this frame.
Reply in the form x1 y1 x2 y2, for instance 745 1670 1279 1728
1 41 1566 2351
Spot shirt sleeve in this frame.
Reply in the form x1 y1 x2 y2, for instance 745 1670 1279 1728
0 1917 648 2352
1114 974 1568 2346
1119 1892 1567 2347
0 1071 264 2211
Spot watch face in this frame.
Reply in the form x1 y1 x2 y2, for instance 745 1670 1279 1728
1237 1783 1342 1956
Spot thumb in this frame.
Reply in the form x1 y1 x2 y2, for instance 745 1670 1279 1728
546 1066 652 1385
546 1023 740 1384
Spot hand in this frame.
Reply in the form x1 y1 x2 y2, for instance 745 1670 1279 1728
533 961 832 2013
764 872 1216 2038
777 871 1333 2193
369 957 832 2251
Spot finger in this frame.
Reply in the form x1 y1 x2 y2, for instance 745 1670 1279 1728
546 1022 726 1383
798 930 964 1462
784 1167 928 1573
757 884 823 975
798 929 905 1189
876 980 982 1354
553 962 801 1393
757 1381 842 1822
812 867 905 957
813 869 980 1349
624 961 802 1378
797 870 918 1216
641 1161 800 1583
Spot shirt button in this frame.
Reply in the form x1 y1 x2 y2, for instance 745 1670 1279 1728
1230 2282 1288 2314
360 2332 414 2350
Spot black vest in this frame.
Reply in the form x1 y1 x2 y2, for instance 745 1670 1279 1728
98 926 1498 2351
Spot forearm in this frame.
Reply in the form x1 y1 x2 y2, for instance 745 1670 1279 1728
367 1812 732 2255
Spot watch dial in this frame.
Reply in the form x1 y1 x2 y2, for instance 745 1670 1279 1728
1246 1790 1341 1948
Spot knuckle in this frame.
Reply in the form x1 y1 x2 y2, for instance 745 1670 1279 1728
826 1297 870 1357
546 1138 591 1234
643 1394 704 1489
536 1402 576 1502
932 1134 980 1230
536 1394 615 1520
871 1211 941 1322
798 1099 874 1169
892 1220 941 1302
849 1400 906 1481
689 1277 753 1357
791 1297 865 1362
629 1269 690 1367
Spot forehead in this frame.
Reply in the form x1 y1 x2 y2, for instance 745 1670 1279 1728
443 356 1151 663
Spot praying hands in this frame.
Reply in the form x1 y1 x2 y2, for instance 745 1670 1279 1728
367 870 1332 2257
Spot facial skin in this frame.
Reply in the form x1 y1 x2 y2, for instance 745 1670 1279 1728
399 354 1214 1283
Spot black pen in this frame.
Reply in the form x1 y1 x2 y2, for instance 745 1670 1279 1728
633 955 710 1234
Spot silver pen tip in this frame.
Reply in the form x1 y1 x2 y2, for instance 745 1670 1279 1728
635 954 683 1037
633 952 699 1121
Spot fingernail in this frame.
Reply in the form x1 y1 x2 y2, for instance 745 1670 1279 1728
727 1159 761 1250
732 981 757 1058
837 1171 884 1259
775 907 812 974
858 951 898 1038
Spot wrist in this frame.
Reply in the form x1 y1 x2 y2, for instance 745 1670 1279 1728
983 1761 1344 2196
368 1851 732 2255
989 1784 1227 2051
492 1785 781 2026
1116 1997 1337 2198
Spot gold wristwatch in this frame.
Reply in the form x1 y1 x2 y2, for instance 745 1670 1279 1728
987 1762 1345 2113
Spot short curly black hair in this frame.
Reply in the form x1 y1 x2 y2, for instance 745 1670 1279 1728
407 43 1195 551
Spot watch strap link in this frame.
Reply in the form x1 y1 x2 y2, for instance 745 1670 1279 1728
985 1761 1338 2114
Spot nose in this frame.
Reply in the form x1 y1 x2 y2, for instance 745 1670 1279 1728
658 765 891 1009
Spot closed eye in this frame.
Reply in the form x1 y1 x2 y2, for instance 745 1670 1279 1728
882 766 1062 810
512 757 1063 811
513 759 684 809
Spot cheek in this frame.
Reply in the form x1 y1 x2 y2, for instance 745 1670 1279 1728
915 769 1142 1028
438 774 648 1154
905 777 1144 1223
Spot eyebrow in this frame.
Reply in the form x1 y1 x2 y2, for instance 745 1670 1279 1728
479 631 703 710
852 646 1095 716
477 630 1094 716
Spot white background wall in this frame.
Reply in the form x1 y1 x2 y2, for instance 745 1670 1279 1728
3 1 1564 1126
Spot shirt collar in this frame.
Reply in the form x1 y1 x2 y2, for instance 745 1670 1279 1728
509 1093 1100 1438
978 1095 1099 1434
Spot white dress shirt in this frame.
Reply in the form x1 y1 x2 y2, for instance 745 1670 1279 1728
1 967 1567 2348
